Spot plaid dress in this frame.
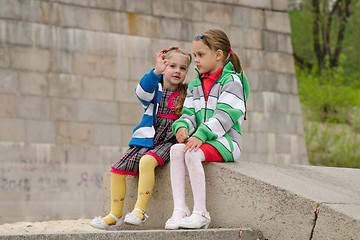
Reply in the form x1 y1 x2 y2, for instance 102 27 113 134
111 88 179 176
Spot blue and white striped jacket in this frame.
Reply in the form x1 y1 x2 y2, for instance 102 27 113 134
128 69 163 147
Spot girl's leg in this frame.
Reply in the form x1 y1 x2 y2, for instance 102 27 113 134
169 143 188 219
103 172 127 224
132 154 159 219
185 149 208 222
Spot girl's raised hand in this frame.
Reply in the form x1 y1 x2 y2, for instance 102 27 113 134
154 52 170 75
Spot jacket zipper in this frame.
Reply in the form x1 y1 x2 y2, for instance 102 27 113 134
203 79 219 123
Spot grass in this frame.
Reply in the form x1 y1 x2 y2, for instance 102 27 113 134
296 67 360 169
303 118 360 168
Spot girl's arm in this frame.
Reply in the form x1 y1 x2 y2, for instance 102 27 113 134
192 80 246 142
134 69 161 108
134 52 169 107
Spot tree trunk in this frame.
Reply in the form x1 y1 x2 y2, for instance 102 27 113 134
330 0 351 68
312 0 324 70
311 0 352 71
293 52 313 70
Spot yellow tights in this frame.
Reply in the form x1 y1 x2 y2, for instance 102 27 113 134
132 154 159 219
103 154 159 224
103 172 127 225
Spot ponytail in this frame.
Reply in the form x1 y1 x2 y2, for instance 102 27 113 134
229 52 242 73
174 83 187 116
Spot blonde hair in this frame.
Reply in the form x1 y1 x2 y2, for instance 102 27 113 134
194 28 242 73
162 47 192 116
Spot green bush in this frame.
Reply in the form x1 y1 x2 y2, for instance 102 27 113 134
305 120 360 168
298 65 360 169
297 65 360 124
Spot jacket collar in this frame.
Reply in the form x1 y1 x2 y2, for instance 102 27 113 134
195 61 235 80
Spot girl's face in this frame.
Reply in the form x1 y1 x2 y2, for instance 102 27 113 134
162 53 189 90
192 40 223 76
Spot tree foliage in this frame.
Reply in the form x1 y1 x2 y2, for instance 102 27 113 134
290 0 357 73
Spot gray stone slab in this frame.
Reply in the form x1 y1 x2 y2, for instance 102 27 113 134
77 100 118 124
101 162 359 239
0 0 39 22
125 0 151 14
0 47 10 68
33 24 57 49
160 18 182 40
0 69 18 94
6 21 33 46
152 0 183 19
26 120 55 144
183 1 203 21
39 1 60 25
109 12 129 34
48 73 83 98
203 2 232 25
0 228 263 240
10 47 51 72
15 96 50 120
235 0 272 9
93 124 122 146
272 0 288 11
0 119 25 141
232 6 250 27
0 94 13 118
18 72 48 96
265 11 291 33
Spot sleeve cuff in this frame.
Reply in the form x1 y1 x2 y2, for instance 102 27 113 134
150 68 162 78
172 119 190 135
192 129 207 143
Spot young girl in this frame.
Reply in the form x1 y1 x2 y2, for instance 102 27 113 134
91 47 192 230
165 29 249 230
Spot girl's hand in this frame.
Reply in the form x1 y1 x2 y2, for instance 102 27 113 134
154 52 170 75
176 127 189 143
184 137 203 153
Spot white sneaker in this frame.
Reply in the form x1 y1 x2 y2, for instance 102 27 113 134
90 213 123 230
179 211 211 229
165 207 191 230
124 208 148 226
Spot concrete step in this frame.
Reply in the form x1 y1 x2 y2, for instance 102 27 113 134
102 162 360 239
0 228 264 240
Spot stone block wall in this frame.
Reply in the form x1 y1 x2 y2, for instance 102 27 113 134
0 0 308 223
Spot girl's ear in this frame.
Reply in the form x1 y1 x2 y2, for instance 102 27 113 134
215 49 224 61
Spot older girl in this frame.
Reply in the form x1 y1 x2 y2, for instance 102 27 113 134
165 29 249 230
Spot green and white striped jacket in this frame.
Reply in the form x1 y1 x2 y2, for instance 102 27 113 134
172 61 249 162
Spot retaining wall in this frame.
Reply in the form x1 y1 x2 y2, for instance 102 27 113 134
0 0 308 224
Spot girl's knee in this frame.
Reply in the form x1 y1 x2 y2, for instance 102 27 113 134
170 144 186 161
170 143 185 154
139 155 158 171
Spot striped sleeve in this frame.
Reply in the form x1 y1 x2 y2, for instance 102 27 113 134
193 79 245 142
134 69 161 107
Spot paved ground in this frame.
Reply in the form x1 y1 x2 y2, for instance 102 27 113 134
0 219 101 233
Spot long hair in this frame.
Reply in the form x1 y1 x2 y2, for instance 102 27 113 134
162 47 192 116
194 28 242 73
174 83 187 116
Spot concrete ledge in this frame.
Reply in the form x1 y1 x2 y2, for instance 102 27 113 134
103 162 360 239
0 228 263 240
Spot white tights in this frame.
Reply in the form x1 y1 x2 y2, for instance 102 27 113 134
170 143 207 221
